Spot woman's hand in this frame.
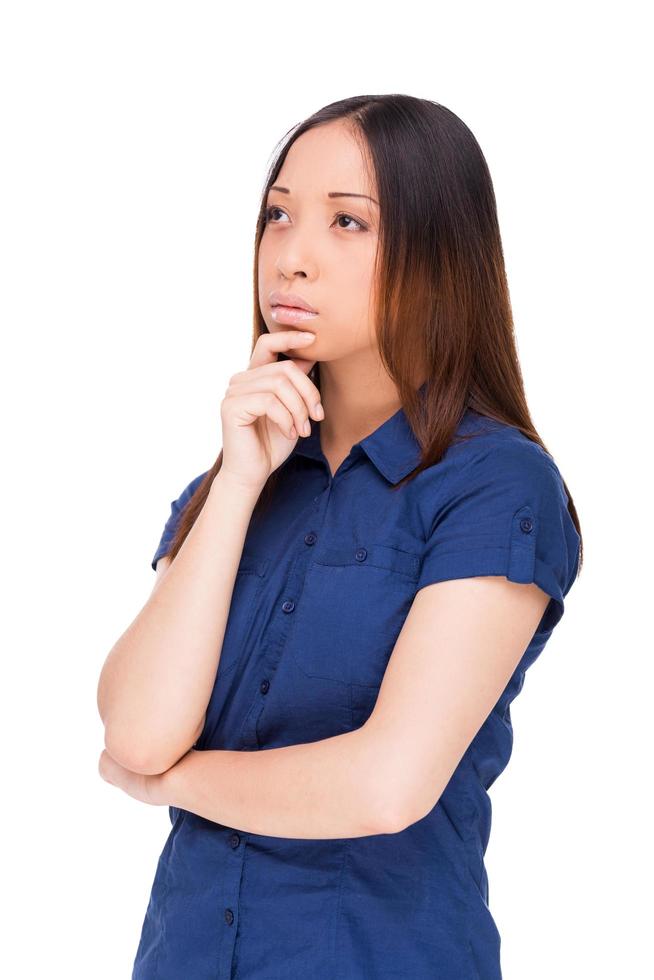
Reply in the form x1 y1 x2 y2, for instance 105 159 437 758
98 748 167 806
219 330 323 491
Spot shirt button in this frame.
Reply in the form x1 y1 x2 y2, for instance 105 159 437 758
304 531 317 545
281 599 295 613
224 908 234 925
260 678 270 694
229 832 241 848
355 547 368 562
520 518 534 534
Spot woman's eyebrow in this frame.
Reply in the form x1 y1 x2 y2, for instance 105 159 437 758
269 185 379 206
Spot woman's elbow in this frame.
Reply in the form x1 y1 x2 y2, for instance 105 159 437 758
102 719 198 775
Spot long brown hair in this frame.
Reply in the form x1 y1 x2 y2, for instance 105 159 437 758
165 94 583 576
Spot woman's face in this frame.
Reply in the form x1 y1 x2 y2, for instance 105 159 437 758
258 120 380 363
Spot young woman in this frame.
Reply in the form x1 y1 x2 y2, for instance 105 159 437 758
97 94 583 980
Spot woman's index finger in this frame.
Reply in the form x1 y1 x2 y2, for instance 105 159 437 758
248 329 316 370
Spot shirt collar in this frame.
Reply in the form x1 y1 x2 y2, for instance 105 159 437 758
290 382 427 485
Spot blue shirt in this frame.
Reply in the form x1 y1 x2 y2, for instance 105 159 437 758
132 400 580 979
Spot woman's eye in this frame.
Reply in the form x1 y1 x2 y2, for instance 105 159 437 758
264 206 289 224
334 213 365 232
263 206 366 232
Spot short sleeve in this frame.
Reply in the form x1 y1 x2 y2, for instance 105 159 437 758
151 470 210 571
416 439 581 633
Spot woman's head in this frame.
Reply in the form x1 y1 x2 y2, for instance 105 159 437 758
168 95 582 573
254 93 511 409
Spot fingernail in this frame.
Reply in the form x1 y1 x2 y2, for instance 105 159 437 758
314 402 324 419
300 332 315 339
303 419 311 436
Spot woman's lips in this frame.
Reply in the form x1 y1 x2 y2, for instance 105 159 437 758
271 305 319 325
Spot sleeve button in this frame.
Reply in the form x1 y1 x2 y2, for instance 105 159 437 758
520 517 534 533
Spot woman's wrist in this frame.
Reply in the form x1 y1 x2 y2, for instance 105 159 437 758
150 750 194 807
211 466 266 502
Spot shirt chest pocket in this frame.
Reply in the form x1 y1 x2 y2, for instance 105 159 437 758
289 543 420 691
216 552 269 678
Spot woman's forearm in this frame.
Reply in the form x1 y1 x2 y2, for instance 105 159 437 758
97 470 263 775
158 724 395 840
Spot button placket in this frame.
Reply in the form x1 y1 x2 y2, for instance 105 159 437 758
216 827 247 977
237 483 335 755
237 538 323 751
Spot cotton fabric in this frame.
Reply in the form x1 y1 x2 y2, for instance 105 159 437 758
132 397 580 979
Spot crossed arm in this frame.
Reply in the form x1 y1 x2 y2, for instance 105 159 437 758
99 575 550 839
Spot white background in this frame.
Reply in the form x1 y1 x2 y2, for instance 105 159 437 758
2 1 650 977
